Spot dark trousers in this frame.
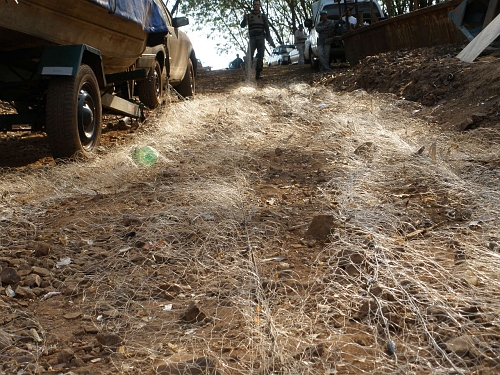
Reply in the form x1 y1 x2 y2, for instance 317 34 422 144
249 35 265 72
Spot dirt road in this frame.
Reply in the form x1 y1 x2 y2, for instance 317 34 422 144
1 46 499 374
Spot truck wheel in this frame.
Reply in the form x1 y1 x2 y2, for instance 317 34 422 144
175 59 195 98
46 64 102 159
312 57 320 70
137 60 162 109
312 58 320 70
308 48 320 70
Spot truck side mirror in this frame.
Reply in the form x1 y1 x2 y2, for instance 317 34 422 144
172 17 189 28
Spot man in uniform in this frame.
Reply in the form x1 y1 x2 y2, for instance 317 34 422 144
241 0 276 79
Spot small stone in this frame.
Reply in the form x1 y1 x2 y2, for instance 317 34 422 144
358 298 378 319
345 264 360 276
180 302 206 323
354 141 375 155
31 266 51 277
17 265 32 277
96 333 123 348
14 286 36 299
57 348 75 364
34 242 52 257
305 215 334 241
71 357 86 367
155 357 220 375
445 336 474 357
64 311 82 320
23 274 41 288
62 280 81 296
1 267 21 285
83 325 99 335
277 262 291 270
349 251 365 265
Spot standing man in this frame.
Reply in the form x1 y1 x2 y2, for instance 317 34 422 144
294 24 307 65
241 0 276 80
315 10 334 72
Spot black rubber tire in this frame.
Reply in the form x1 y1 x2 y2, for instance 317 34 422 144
308 48 317 69
175 59 195 98
137 60 162 109
314 59 320 70
312 55 320 70
46 64 102 159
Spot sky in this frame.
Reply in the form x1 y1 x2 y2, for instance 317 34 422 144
184 25 236 70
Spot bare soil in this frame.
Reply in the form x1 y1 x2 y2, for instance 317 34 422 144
1 43 499 375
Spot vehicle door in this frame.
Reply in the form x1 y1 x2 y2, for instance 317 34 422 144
166 26 189 80
157 2 189 81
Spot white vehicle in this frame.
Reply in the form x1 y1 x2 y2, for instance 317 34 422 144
268 44 296 66
304 0 385 67
289 48 300 64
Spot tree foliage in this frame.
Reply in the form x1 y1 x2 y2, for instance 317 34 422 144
169 0 438 56
174 0 314 56
379 0 443 17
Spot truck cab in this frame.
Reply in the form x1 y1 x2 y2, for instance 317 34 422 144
304 0 385 66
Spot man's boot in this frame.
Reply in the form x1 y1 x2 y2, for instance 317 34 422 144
255 69 261 80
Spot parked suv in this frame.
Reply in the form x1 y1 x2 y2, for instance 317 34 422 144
267 44 296 66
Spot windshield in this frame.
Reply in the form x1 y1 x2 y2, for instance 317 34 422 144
323 2 383 22
278 45 295 54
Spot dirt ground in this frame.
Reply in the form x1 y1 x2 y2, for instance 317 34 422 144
1 43 500 375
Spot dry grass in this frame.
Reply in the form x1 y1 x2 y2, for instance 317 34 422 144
0 80 499 374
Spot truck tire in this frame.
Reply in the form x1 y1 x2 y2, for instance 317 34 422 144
309 49 320 70
311 53 320 70
175 59 195 98
46 64 102 159
137 60 162 109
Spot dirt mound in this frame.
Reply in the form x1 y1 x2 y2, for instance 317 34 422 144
201 43 500 133
307 44 499 132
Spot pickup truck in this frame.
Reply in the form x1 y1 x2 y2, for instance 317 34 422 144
304 0 385 67
0 0 196 159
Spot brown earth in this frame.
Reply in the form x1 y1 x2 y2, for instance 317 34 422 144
1 43 500 375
